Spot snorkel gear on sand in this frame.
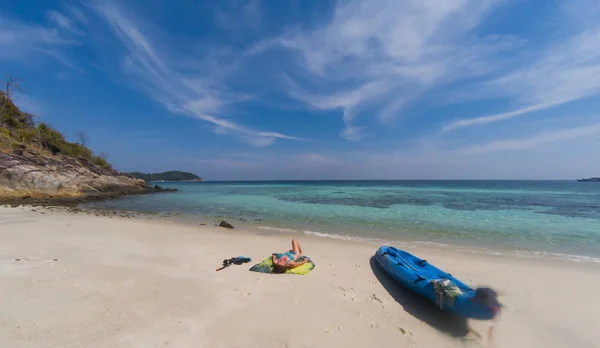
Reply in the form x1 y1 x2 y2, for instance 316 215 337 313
216 256 252 271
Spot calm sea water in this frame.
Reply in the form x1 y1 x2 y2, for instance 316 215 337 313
89 181 600 261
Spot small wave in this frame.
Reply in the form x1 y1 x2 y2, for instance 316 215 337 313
508 250 600 263
437 246 600 263
403 240 453 248
302 230 376 243
258 226 298 233
302 231 600 263
302 230 455 249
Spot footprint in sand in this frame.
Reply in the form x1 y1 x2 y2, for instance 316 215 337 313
370 321 379 329
334 286 356 302
343 292 356 302
324 325 342 334
365 293 384 307
367 294 390 314
406 338 419 348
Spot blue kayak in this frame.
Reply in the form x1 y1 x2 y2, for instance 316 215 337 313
375 246 497 320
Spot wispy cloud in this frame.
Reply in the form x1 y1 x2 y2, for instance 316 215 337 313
458 122 600 154
446 24 600 131
46 10 83 35
283 76 389 140
442 98 576 131
64 4 89 26
250 0 507 139
498 28 600 103
91 2 301 146
0 14 76 65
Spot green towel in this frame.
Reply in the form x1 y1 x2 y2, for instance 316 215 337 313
249 256 315 275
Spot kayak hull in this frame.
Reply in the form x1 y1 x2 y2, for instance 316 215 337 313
375 246 496 320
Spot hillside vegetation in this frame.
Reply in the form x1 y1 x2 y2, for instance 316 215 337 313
0 89 111 169
127 171 202 182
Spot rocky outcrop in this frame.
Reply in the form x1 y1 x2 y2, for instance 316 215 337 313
0 151 149 199
218 220 234 229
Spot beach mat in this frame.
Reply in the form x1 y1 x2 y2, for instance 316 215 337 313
249 257 315 275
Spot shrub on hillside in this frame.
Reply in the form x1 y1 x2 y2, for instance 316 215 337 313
57 141 93 159
2 85 114 171
15 128 37 143
93 155 112 170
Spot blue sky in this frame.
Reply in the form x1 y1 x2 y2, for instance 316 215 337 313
2 0 600 180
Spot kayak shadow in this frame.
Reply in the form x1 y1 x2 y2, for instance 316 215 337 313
369 256 470 338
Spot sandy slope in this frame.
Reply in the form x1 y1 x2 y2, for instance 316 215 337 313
0 206 598 348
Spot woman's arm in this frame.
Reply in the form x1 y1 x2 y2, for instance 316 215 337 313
287 258 309 269
272 255 278 264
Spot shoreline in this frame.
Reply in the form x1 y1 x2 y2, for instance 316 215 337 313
1 206 598 347
0 185 176 207
86 205 600 265
5 201 600 265
83 180 600 262
249 223 600 264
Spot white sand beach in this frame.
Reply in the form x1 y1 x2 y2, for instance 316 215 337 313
1 206 598 348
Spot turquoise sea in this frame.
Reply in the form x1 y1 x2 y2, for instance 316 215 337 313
89 181 600 262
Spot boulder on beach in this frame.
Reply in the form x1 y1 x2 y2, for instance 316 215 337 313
219 220 234 229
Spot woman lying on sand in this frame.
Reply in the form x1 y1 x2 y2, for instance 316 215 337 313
272 238 309 273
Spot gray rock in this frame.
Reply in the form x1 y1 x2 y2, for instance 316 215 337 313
219 220 234 229
0 152 148 197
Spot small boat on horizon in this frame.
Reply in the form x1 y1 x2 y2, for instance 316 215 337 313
577 177 600 182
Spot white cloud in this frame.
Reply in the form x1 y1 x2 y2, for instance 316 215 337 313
284 77 389 139
257 132 303 141
442 98 576 131
458 122 600 154
65 4 89 26
47 10 71 29
91 2 301 147
249 0 506 138
446 24 600 130
0 15 76 65
498 28 600 104
46 10 78 33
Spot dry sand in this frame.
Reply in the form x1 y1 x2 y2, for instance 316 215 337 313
1 206 598 348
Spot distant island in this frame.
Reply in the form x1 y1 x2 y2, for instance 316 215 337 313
127 171 203 182
577 177 600 182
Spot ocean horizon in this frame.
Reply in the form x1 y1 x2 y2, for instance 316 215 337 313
89 180 600 262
